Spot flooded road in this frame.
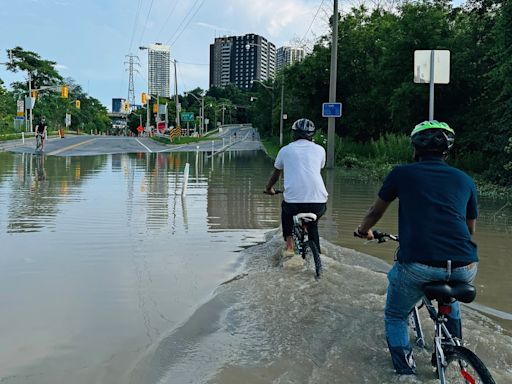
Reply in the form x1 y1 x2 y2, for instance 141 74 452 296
0 149 510 383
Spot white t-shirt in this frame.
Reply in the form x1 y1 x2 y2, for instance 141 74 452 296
274 139 328 203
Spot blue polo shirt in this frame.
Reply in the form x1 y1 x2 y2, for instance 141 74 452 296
378 156 478 264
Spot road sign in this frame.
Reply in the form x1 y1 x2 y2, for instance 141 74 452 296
181 112 194 122
414 50 450 84
322 102 342 117
17 100 24 116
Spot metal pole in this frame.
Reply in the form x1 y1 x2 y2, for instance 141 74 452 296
326 0 339 169
429 50 435 121
222 104 225 125
174 60 180 130
270 89 274 137
279 81 284 146
146 95 150 133
201 96 205 136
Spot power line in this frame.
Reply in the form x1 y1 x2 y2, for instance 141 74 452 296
166 0 206 46
128 0 143 53
139 0 156 47
154 0 182 41
300 0 326 46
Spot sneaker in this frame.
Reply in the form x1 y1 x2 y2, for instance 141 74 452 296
282 249 295 259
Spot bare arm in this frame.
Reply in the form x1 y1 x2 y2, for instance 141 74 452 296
265 168 282 194
356 197 392 239
466 218 476 235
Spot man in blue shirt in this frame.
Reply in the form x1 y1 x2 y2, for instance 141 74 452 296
355 121 479 375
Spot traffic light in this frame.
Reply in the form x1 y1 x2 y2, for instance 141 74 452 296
141 92 147 104
61 85 69 98
153 103 158 113
75 100 81 109
123 101 130 112
31 90 37 99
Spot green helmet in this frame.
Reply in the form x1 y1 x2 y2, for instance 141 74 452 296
410 120 455 152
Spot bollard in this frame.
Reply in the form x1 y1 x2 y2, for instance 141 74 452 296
212 141 214 156
182 163 190 197
22 132 25 144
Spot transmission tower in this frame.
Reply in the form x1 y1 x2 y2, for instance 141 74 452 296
124 54 140 109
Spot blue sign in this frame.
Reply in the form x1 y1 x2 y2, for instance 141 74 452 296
322 102 342 117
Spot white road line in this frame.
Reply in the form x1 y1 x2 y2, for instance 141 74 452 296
136 139 153 153
47 138 96 156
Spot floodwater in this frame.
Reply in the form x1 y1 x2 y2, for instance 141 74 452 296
0 150 510 384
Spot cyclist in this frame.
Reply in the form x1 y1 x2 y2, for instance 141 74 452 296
35 116 47 151
265 118 328 257
355 120 479 375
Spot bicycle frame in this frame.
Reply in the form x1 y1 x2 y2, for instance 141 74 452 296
413 297 463 384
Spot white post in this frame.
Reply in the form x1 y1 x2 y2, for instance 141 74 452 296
211 140 214 156
429 50 435 121
223 138 225 148
22 132 25 144
181 163 190 197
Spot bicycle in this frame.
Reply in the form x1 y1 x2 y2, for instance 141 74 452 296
358 230 496 384
264 190 322 279
35 133 44 153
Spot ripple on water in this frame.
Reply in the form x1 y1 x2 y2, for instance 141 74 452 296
128 234 512 384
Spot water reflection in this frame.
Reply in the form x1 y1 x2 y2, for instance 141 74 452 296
0 150 510 384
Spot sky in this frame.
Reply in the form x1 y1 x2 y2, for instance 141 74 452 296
0 0 334 111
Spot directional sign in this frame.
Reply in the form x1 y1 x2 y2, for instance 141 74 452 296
181 112 194 122
322 102 342 117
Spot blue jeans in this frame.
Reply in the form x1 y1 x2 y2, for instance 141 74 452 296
385 261 478 374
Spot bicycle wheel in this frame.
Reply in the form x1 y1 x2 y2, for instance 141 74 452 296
306 240 322 279
441 345 496 384
35 135 41 152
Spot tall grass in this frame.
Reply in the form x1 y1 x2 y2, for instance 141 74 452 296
335 133 412 166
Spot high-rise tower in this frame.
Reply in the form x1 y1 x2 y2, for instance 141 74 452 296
209 34 276 90
147 43 170 97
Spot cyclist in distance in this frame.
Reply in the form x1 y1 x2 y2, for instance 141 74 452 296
35 116 47 151
355 120 479 375
265 118 328 257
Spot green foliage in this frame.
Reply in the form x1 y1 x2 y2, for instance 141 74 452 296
1 48 110 135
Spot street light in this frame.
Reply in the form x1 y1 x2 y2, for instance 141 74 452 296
138 46 152 132
252 79 285 146
184 91 205 136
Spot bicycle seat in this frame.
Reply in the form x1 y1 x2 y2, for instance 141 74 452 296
423 282 476 304
294 213 317 223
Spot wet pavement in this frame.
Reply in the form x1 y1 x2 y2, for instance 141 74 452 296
1 125 262 156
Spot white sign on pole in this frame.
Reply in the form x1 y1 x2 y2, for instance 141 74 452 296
414 50 450 84
17 99 24 116
65 113 71 127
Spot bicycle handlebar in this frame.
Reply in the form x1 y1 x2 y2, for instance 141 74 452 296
263 189 283 195
353 229 399 243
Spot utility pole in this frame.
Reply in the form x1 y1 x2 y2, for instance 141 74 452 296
279 81 284 147
327 0 339 168
173 59 180 131
124 54 140 109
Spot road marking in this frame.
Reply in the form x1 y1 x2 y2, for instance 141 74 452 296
136 139 153 153
157 144 189 152
47 138 97 156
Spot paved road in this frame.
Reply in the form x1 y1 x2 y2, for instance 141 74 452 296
2 125 263 156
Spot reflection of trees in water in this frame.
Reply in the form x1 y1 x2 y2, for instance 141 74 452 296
3 153 109 233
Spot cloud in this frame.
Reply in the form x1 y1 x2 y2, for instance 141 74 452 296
55 64 68 71
195 22 237 35
212 0 329 45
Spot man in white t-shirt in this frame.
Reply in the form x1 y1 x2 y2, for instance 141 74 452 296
265 118 328 256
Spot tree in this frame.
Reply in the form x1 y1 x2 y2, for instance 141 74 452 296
5 47 63 90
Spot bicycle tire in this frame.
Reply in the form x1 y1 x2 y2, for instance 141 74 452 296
307 240 322 278
35 135 42 152
441 345 496 384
